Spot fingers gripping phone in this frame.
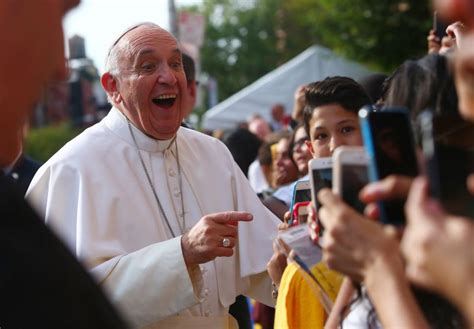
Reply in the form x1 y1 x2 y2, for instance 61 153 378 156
332 146 369 214
359 106 419 226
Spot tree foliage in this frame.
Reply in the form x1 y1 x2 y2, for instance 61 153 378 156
199 0 285 102
283 0 432 71
188 0 431 103
25 124 82 162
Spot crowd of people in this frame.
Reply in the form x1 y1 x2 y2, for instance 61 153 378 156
0 0 473 328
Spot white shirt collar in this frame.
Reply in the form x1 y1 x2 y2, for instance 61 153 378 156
103 107 176 153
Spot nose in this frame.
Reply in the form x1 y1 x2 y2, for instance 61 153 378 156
294 141 307 153
158 65 177 85
275 154 284 167
329 135 343 155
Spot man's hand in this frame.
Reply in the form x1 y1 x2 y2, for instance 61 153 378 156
317 188 400 283
181 211 253 267
359 175 413 220
291 85 307 122
402 177 474 304
427 29 441 54
266 223 290 288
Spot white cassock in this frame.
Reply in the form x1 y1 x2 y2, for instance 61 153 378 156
26 108 280 329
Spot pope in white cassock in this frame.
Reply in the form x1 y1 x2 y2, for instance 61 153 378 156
27 23 280 329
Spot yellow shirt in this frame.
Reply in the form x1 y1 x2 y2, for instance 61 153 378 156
274 263 326 329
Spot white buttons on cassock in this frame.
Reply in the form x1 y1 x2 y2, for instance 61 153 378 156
168 168 176 177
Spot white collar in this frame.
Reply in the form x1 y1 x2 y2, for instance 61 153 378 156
103 107 176 153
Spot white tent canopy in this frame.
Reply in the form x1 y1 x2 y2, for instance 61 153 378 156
202 45 372 130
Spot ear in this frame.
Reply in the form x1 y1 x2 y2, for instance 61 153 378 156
305 140 316 157
101 72 122 104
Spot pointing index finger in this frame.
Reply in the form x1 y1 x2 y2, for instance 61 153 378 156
208 211 253 225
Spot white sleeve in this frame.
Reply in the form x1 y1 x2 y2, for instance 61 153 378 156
92 237 202 327
26 163 202 327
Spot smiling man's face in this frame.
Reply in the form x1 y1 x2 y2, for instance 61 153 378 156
104 25 187 140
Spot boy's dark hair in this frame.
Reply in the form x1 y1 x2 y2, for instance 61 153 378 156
182 53 196 83
303 76 371 136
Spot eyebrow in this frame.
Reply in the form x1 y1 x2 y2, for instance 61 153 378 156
336 119 357 126
171 48 182 58
135 48 182 59
313 119 357 131
136 48 155 58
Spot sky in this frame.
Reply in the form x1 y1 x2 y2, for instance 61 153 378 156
64 0 201 74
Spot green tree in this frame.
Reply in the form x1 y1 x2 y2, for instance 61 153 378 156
199 0 285 101
25 124 82 162
283 0 431 71
192 0 432 104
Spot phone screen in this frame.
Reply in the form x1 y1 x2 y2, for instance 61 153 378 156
420 111 474 217
311 168 332 210
363 109 419 225
341 164 368 214
294 188 312 204
290 183 312 222
433 11 448 39
370 113 418 179
431 144 474 217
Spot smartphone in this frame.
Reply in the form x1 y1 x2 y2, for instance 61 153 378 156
433 11 448 39
291 201 310 226
289 180 312 223
309 157 333 211
419 110 474 217
333 146 369 214
359 106 419 225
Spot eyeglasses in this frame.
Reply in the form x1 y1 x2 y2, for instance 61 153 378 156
292 137 309 151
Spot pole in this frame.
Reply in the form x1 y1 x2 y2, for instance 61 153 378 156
168 0 179 40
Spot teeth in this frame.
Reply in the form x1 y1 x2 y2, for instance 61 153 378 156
155 94 177 100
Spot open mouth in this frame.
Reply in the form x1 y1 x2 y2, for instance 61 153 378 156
152 94 177 109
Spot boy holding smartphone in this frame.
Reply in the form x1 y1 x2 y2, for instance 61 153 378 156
270 76 371 328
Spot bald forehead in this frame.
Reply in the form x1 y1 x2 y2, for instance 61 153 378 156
118 25 178 55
